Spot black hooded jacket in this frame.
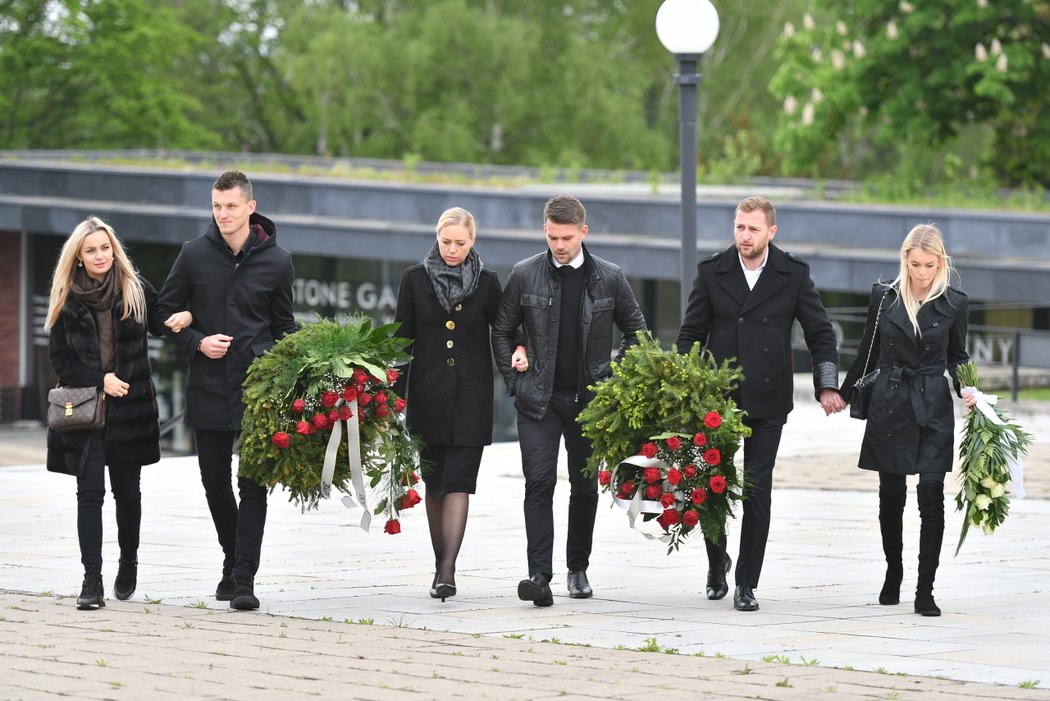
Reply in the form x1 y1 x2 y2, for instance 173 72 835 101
156 213 298 431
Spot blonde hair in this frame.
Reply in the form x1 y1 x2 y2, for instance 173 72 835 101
885 223 956 336
736 196 776 227
44 217 147 331
435 207 476 238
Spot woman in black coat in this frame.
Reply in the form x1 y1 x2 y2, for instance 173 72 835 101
840 224 976 617
394 207 502 601
44 217 190 609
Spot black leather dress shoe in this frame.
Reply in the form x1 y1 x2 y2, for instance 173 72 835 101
567 570 593 599
434 582 457 602
733 584 759 612
517 573 554 607
705 555 732 600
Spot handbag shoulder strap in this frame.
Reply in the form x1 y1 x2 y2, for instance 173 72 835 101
860 291 889 376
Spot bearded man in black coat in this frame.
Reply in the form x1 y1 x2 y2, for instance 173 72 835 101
676 196 845 612
157 171 298 611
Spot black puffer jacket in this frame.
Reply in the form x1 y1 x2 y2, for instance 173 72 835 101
492 244 647 420
46 276 164 474
155 213 298 431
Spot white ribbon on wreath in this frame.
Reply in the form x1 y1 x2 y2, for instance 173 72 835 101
962 387 1025 499
319 397 373 531
611 454 677 544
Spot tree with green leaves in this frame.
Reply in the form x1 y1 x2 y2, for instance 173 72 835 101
769 0 1050 187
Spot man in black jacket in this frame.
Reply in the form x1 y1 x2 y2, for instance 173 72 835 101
492 195 647 606
157 171 298 611
676 196 845 612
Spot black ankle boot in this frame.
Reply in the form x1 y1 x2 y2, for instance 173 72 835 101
915 482 944 617
113 558 138 601
230 577 259 610
878 486 906 605
77 573 105 610
216 556 235 601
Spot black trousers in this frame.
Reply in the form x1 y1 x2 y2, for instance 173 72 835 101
705 416 785 589
516 389 598 578
76 431 141 576
194 429 268 581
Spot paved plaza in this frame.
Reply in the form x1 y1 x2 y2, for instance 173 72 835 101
1 392 1048 699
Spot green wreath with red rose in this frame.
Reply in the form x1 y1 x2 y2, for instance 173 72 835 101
577 333 751 552
238 317 422 533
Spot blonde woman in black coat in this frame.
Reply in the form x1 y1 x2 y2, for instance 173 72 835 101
44 217 190 609
841 224 976 616
394 208 503 601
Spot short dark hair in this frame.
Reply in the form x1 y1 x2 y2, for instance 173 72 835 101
213 170 253 201
543 196 586 227
736 196 775 227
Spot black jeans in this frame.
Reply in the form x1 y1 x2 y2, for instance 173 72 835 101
76 431 142 576
517 389 598 578
194 429 268 581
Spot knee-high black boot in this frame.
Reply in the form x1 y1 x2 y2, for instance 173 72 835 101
915 482 944 616
878 483 906 605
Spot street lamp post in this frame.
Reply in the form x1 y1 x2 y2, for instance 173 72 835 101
656 0 720 319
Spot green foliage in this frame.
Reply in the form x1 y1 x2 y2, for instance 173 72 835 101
577 334 750 550
769 0 1050 188
0 0 217 149
239 317 421 523
579 333 749 476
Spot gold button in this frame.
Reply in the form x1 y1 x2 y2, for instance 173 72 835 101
447 357 456 366
454 304 463 311
445 320 456 330
446 340 454 349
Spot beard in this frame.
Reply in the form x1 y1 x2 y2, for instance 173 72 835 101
736 240 768 261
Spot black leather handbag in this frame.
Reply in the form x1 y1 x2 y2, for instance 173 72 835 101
849 292 888 420
47 386 106 432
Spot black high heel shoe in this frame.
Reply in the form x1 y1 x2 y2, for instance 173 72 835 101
434 582 457 603
429 573 440 599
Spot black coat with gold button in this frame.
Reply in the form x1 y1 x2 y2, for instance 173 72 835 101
840 284 969 475
393 265 502 447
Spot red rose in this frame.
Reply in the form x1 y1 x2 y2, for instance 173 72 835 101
618 480 635 497
640 442 658 459
666 436 682 451
394 397 407 412
353 368 370 386
399 489 422 509
327 410 340 423
644 484 662 500
358 392 373 406
342 385 358 402
598 470 612 486
375 403 391 418
322 391 339 408
643 467 661 484
374 391 387 404
291 398 306 413
709 474 727 494
312 413 328 428
662 508 680 525
387 369 400 384
660 492 675 508
704 412 722 429
411 472 420 484
271 432 291 449
691 487 707 505
693 432 708 447
682 509 699 527
684 464 697 478
338 405 353 421
666 468 683 486
383 519 401 534
704 448 721 466
295 420 310 435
